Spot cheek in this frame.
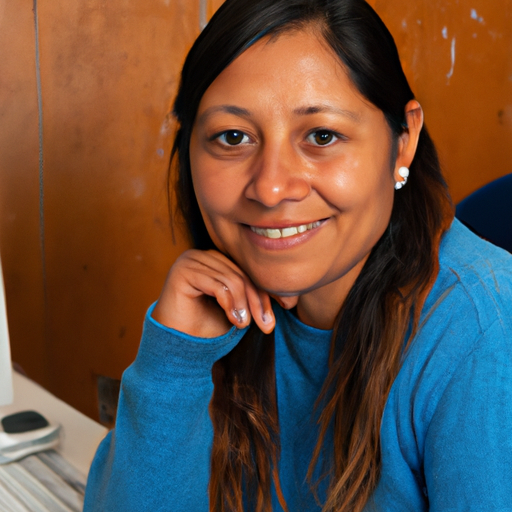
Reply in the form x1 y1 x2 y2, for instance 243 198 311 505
362 172 395 240
192 169 239 224
189 151 241 245
190 139 223 218
317 150 394 210
362 167 395 224
190 171 229 252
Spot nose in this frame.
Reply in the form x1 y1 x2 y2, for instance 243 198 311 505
244 141 310 208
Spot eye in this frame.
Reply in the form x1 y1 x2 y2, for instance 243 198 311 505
307 130 338 146
217 130 250 146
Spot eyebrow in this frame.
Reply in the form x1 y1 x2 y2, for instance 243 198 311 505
196 103 361 124
197 105 252 125
293 104 361 121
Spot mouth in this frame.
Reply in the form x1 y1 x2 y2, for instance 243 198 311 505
249 221 323 239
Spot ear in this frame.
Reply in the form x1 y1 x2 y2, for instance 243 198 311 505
393 100 424 183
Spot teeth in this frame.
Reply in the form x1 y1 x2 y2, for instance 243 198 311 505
250 221 321 239
267 229 281 239
281 227 298 237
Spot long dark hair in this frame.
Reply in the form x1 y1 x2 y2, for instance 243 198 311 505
170 1 453 510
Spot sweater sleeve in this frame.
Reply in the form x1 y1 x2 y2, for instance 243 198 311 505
424 317 512 511
83 304 247 512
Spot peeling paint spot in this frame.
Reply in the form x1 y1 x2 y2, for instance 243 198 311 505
417 19 422 25
199 0 208 30
497 105 512 126
402 19 407 29
132 178 146 198
470 8 484 24
446 37 456 83
442 27 448 39
473 33 478 38
157 148 164 158
160 120 171 136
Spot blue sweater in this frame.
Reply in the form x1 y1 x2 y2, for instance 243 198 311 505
84 220 512 511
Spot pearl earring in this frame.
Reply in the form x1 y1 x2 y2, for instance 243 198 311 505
395 167 410 190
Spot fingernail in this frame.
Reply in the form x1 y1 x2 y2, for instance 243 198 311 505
262 312 272 324
233 308 247 323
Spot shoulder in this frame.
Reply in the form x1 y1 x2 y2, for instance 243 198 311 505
415 223 512 508
421 218 512 337
393 219 512 427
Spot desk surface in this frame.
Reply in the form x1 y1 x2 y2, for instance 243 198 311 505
0 371 108 476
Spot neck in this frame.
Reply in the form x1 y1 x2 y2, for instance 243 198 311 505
295 258 366 330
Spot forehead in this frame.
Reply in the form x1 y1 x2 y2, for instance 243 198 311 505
196 28 374 119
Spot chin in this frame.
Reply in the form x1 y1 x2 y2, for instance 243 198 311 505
249 272 315 297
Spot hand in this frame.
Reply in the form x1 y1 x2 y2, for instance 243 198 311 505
151 250 276 338
269 294 299 311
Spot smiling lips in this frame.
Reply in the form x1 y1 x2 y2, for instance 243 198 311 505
250 221 322 239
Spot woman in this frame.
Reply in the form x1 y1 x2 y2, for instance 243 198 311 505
84 0 512 511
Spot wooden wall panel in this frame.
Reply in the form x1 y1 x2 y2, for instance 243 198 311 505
0 1 48 387
1 1 197 420
37 1 195 418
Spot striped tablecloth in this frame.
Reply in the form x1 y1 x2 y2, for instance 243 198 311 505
0 450 86 512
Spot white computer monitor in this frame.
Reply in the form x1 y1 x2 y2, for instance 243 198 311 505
0 254 13 406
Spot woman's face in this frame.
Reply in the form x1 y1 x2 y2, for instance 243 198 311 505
189 29 399 306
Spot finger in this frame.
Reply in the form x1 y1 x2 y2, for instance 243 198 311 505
187 251 262 328
244 284 275 334
179 250 273 330
181 262 253 329
203 251 276 331
187 251 249 289
259 289 275 334
205 250 250 280
279 296 300 309
153 270 236 335
269 293 300 310
154 255 253 335
206 252 274 332
220 283 251 328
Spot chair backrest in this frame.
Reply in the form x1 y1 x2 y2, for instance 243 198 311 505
456 173 512 253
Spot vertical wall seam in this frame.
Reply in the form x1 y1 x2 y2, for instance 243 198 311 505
33 0 47 320
199 0 208 30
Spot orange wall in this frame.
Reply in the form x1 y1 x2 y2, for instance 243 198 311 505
370 0 512 202
0 0 198 419
1 0 510 421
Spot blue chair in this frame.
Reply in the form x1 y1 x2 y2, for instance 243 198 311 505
456 173 512 253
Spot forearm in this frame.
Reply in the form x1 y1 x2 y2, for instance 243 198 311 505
84 305 246 511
